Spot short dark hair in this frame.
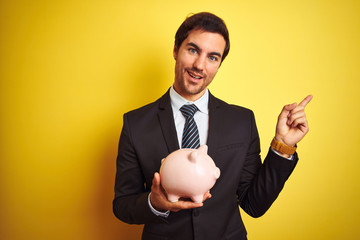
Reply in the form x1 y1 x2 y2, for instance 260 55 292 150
175 12 230 62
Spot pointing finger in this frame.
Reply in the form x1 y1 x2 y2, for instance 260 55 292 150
299 95 313 107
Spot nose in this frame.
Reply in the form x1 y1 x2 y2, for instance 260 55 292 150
193 55 206 72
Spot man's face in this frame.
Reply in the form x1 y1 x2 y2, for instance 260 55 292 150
173 29 226 101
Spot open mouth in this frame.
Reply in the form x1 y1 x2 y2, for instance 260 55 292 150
187 71 203 80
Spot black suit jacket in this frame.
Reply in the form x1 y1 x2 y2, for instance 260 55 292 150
113 90 298 240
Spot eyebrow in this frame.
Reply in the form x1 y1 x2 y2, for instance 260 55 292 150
186 42 222 58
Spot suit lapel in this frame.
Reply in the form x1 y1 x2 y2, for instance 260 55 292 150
157 90 222 156
207 92 221 157
157 90 180 154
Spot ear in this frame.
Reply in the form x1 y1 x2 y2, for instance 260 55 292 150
173 45 178 60
198 145 208 154
189 151 197 163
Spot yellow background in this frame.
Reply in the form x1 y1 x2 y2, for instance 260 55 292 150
1 0 359 239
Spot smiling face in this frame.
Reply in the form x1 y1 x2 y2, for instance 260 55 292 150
173 29 226 101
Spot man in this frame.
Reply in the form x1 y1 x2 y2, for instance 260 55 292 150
113 12 312 240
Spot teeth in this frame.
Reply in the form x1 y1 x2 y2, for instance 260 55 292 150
188 72 201 79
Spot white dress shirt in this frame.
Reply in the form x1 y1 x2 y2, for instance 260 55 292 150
170 85 209 147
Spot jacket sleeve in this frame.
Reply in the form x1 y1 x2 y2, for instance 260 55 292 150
112 114 167 224
237 111 298 218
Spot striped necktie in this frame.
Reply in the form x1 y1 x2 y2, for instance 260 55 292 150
180 104 200 149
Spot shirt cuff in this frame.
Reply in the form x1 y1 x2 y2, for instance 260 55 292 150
148 192 170 218
271 148 294 160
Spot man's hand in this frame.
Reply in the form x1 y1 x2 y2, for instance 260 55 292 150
150 172 211 212
275 95 313 149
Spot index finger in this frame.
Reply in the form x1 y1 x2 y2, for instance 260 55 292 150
299 95 313 107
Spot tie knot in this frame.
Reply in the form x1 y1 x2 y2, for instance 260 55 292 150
180 104 199 118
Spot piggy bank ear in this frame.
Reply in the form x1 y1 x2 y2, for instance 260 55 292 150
161 158 165 164
198 145 208 154
189 151 198 163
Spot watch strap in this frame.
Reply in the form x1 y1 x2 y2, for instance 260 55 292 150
271 138 297 155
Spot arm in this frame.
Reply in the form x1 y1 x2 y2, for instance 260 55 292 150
238 95 312 217
113 114 165 224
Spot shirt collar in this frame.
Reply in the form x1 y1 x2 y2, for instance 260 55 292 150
169 85 209 114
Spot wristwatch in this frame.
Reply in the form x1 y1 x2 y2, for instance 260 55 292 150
271 138 297 155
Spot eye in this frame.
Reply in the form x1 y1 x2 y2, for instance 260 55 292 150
189 48 198 54
209 56 218 62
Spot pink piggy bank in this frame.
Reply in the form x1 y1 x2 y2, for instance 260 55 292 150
159 145 220 203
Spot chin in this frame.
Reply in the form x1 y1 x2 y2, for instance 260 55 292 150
186 88 205 96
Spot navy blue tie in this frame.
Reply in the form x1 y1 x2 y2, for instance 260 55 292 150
180 104 200 149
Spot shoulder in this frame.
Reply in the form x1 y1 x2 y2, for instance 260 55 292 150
210 94 255 118
126 100 159 117
124 90 170 121
124 100 160 126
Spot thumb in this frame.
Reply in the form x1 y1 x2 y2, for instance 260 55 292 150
152 172 161 189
